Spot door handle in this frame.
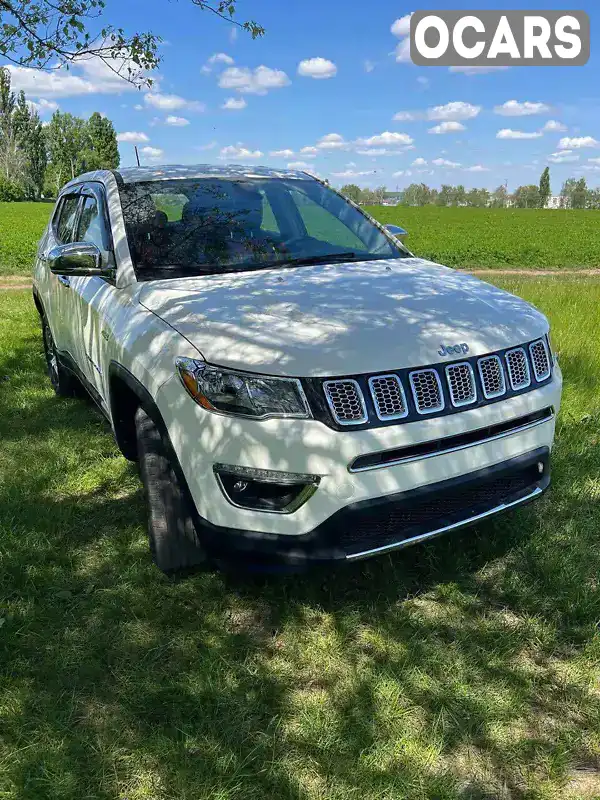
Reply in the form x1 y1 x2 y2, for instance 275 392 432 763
57 275 71 288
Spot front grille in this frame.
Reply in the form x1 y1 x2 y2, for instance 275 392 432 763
323 379 367 425
446 362 476 407
529 339 551 381
409 369 444 414
505 347 531 390
368 374 408 420
317 336 552 430
478 355 506 399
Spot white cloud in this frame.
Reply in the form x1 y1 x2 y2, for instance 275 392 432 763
140 146 163 160
464 164 490 172
218 65 290 95
417 76 430 88
221 97 247 110
558 136 599 149
394 38 412 63
219 144 264 160
300 146 319 156
493 100 551 116
287 161 313 170
117 131 149 143
270 149 295 158
144 92 204 112
26 97 58 114
364 60 375 73
428 121 466 134
331 169 372 178
496 128 543 140
548 151 579 163
432 158 461 167
297 58 337 79
392 169 413 177
449 65 510 75
393 111 418 122
427 101 481 121
5 60 142 98
316 133 347 150
391 13 412 37
134 104 143 111
165 115 189 126
542 119 567 132
356 131 413 147
412 157 427 166
209 52 234 66
589 157 600 164
196 141 217 151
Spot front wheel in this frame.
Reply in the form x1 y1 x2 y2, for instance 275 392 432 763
135 407 207 574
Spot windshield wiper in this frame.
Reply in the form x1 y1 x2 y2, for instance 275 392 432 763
264 252 376 269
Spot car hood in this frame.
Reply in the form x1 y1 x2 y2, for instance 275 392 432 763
138 258 548 377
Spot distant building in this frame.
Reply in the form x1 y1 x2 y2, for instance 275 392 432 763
545 195 563 209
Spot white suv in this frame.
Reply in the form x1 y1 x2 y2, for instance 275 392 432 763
33 165 562 572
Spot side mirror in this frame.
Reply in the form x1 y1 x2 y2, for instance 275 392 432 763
385 224 408 240
48 243 114 278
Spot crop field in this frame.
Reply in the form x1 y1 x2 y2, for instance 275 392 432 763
1 276 599 799
2 201 600 277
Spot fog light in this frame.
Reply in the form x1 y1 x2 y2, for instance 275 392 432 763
214 464 320 514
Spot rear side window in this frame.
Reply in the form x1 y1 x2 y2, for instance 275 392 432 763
56 195 80 244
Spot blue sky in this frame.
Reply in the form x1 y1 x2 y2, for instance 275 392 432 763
4 0 600 193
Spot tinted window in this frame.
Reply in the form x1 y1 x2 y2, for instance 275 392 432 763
77 195 107 250
118 177 407 280
56 195 80 244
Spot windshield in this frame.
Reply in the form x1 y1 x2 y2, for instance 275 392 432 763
118 176 409 279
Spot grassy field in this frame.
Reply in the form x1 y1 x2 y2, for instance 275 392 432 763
1 278 599 799
367 206 600 270
2 201 600 276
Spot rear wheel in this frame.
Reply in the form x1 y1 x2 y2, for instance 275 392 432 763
135 406 207 574
41 315 77 397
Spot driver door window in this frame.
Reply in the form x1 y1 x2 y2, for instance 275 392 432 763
55 194 81 244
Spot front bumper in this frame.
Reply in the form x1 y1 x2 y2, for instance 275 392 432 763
193 448 550 566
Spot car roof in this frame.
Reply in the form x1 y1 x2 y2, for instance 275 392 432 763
62 164 318 190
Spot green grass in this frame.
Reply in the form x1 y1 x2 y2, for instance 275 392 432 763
366 206 600 270
2 201 600 276
0 202 52 277
1 278 599 799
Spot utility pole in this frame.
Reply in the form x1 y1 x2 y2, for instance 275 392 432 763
134 146 141 167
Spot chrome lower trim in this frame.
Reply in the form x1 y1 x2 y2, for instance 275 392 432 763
346 485 543 561
348 410 555 473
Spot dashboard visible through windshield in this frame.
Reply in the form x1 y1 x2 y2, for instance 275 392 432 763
118 176 409 279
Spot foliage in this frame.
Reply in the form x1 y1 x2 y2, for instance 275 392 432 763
1 278 599 798
561 177 589 210
0 67 46 198
512 184 541 209
0 176 24 200
368 205 600 269
0 0 263 87
539 166 551 207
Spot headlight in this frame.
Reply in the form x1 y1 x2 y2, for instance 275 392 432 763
176 358 311 420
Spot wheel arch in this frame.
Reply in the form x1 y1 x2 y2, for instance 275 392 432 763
108 362 171 461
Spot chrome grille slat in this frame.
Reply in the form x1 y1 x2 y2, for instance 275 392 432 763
368 374 408 421
323 379 368 425
529 339 551 381
446 362 476 407
478 355 506 399
505 347 531 390
409 369 445 414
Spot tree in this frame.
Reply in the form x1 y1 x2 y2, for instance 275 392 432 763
571 177 588 209
373 185 387 205
539 166 551 208
491 184 508 208
560 178 576 209
402 183 432 206
586 188 600 209
340 184 363 204
513 185 541 208
87 112 119 170
0 1 263 88
436 185 453 206
450 185 467 206
465 188 490 207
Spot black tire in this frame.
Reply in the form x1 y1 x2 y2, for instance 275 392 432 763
135 406 207 574
41 315 77 397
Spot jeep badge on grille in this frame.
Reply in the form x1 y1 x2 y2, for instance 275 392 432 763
438 343 469 357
